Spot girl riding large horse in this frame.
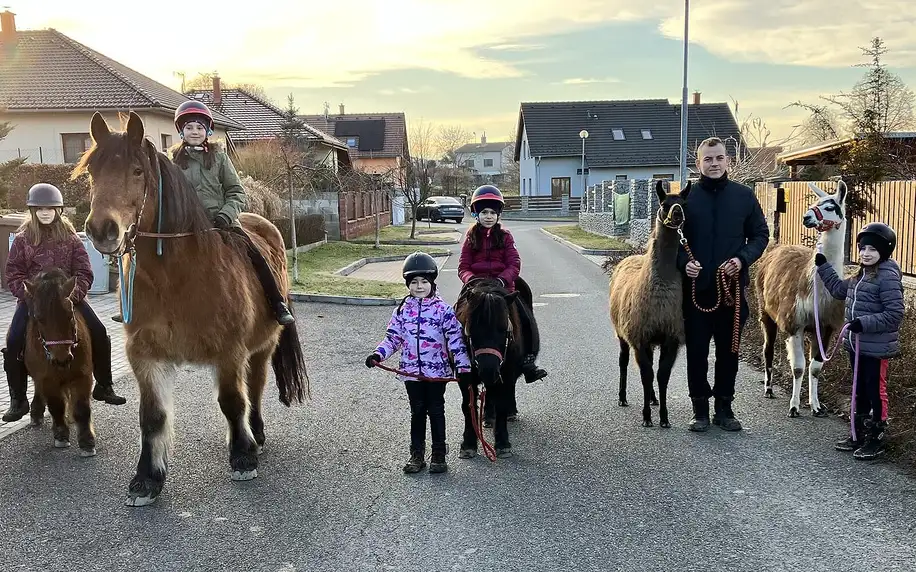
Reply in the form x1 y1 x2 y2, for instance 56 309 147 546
458 185 547 383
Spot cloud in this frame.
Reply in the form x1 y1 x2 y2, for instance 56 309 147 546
561 77 621 85
379 86 431 96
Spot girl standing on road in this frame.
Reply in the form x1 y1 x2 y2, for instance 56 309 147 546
365 252 472 474
815 222 905 460
458 185 547 383
2 183 126 422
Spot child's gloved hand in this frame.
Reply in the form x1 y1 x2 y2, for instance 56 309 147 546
849 319 863 333
365 353 381 368
215 213 232 229
814 253 827 266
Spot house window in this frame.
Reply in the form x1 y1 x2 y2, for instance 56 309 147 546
652 173 674 180
522 179 526 194
464 159 475 168
161 134 172 150
611 128 625 140
576 168 590 175
61 133 92 164
641 129 652 139
550 177 571 199
346 137 358 148
484 158 494 167
615 174 628 181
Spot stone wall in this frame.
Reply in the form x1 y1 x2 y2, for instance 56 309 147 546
578 178 668 249
294 192 341 240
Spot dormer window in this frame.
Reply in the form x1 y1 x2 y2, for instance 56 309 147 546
641 129 653 140
611 128 625 140
346 136 358 148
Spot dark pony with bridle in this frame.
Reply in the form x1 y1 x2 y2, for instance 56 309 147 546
22 268 97 456
75 111 308 506
455 277 525 458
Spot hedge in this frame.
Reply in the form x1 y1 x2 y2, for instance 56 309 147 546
273 214 326 249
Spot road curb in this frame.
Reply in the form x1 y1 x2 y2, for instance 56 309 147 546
291 252 452 306
539 227 631 257
349 238 459 246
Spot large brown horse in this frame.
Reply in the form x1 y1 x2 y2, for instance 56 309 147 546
75 111 309 506
23 268 97 456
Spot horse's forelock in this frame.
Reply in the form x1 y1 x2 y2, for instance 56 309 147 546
30 270 70 318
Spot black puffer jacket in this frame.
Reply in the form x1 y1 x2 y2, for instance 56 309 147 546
676 174 770 292
817 259 905 358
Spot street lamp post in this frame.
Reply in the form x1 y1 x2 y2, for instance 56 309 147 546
579 130 589 199
678 0 690 187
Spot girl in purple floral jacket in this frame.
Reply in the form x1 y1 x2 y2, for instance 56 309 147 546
365 252 472 474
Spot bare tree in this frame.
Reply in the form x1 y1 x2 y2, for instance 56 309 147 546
435 125 474 196
786 101 845 146
396 119 439 239
502 131 520 194
714 100 802 185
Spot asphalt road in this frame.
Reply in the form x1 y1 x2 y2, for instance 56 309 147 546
1 220 915 572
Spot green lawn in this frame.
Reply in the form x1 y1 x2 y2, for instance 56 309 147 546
289 241 449 298
370 224 461 242
544 225 630 250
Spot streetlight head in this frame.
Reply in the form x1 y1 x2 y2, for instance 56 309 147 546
579 130 589 139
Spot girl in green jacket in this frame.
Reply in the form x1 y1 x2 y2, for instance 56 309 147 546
162 101 294 325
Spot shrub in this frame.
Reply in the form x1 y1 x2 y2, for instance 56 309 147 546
273 214 326 249
242 176 286 220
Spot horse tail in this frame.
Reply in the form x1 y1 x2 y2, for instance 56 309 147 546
271 301 310 406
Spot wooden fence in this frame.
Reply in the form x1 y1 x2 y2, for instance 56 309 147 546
754 180 916 276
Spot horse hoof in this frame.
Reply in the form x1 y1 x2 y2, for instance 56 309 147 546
812 407 829 418
618 399 629 407
660 420 671 429
507 414 518 422
256 445 264 455
125 494 157 507
458 448 477 459
788 408 800 418
650 398 659 406
483 419 494 428
642 420 654 428
29 416 43 427
80 448 97 458
54 439 70 448
496 447 513 458
231 469 258 481
764 389 775 399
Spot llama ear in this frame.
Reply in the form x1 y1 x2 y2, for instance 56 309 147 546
807 181 827 199
679 180 692 199
655 180 667 203
126 111 146 146
90 112 111 144
835 179 848 204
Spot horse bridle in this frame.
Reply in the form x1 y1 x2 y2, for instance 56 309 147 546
809 203 841 232
30 309 79 363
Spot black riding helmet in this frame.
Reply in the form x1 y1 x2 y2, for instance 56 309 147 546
857 222 896 261
402 251 439 285
26 183 64 208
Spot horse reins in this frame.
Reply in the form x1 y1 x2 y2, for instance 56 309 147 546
663 203 742 355
372 362 497 462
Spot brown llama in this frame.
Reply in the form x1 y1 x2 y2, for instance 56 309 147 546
754 180 848 417
76 112 309 506
22 269 97 456
608 180 690 428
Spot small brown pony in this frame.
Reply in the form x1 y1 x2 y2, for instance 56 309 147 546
22 268 97 457
75 111 309 507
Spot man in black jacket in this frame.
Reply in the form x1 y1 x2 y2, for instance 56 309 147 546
677 137 770 432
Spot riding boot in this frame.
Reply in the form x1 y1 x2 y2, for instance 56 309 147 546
514 300 547 383
712 397 743 431
111 314 123 323
853 419 887 460
237 229 295 326
2 347 30 422
688 398 710 432
836 414 868 452
428 414 448 474
90 334 127 405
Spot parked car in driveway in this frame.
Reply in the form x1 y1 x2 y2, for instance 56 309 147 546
415 196 465 223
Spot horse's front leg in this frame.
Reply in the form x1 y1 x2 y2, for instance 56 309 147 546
493 380 512 458
72 376 97 457
126 357 176 507
459 381 478 458
217 359 259 481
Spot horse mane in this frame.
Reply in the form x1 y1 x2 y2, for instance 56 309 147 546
456 279 522 349
75 131 213 236
28 268 70 317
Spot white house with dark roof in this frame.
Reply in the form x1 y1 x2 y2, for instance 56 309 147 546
186 81 352 171
0 10 243 165
454 134 513 184
514 97 742 197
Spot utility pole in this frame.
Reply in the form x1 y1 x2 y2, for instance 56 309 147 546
678 0 691 187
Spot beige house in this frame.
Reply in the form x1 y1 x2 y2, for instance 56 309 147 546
0 10 243 165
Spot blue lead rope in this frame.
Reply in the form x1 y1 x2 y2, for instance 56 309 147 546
117 172 164 324
156 168 164 256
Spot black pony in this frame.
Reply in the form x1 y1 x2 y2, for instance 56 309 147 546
455 278 527 458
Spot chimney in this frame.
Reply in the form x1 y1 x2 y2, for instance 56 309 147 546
339 103 345 115
212 74 222 106
481 132 487 145
693 91 701 105
1 10 16 45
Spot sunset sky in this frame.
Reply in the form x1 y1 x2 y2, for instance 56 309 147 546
16 0 916 146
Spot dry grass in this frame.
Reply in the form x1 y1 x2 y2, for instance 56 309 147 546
243 176 286 220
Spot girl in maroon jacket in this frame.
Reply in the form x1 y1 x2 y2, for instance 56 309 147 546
458 185 547 383
1 183 125 422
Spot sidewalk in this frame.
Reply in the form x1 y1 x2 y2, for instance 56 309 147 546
0 290 131 440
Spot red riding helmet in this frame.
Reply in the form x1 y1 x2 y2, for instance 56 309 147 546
469 185 505 214
174 100 214 134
